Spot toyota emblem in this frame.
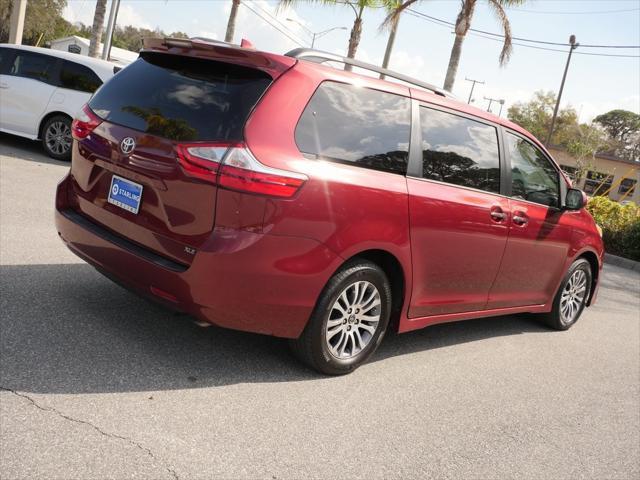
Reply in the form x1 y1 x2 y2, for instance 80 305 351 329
120 137 136 155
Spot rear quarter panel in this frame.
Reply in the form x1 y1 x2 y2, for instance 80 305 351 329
42 88 91 124
244 62 414 316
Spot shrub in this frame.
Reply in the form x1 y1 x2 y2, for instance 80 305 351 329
586 196 640 261
622 220 640 261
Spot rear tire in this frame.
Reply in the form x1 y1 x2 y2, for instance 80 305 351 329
290 259 392 375
541 258 592 330
41 115 72 161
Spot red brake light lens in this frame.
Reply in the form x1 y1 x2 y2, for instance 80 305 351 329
175 143 235 183
175 142 307 198
71 104 102 140
218 148 306 198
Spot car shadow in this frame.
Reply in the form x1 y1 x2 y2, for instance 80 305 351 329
0 263 548 394
0 132 69 166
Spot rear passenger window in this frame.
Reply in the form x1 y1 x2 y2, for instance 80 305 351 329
60 60 102 93
295 82 411 175
419 107 501 194
9 51 57 84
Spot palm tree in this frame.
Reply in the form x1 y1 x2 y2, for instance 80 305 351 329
380 0 407 77
385 0 526 92
88 0 108 58
225 0 241 43
279 0 379 68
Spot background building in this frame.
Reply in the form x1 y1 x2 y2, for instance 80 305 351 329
49 35 137 67
549 147 639 204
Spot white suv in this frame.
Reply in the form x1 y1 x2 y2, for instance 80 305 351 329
0 44 119 160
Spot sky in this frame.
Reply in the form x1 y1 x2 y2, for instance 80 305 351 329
62 0 640 122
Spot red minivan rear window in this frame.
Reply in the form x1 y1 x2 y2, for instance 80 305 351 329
88 52 272 142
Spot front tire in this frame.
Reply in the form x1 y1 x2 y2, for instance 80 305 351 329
542 258 592 330
290 259 392 375
41 115 72 161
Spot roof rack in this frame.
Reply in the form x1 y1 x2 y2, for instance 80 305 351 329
285 48 454 99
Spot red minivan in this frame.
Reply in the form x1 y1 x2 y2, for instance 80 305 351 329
55 38 604 374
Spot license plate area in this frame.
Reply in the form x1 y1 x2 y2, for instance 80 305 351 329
107 175 143 214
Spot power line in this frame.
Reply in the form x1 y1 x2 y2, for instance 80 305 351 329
404 10 639 57
406 8 640 50
239 0 306 47
507 7 640 15
241 1 306 46
468 30 640 58
249 1 310 44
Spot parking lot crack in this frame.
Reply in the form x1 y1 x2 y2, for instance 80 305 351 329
0 386 179 480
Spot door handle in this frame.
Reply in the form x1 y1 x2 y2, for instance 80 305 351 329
513 213 528 225
490 206 507 222
0 83 8 89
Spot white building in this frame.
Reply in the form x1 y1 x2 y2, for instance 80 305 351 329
49 35 138 67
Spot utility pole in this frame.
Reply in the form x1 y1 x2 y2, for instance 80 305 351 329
465 77 484 104
102 0 121 61
484 96 505 115
8 0 27 45
545 35 579 146
484 97 494 112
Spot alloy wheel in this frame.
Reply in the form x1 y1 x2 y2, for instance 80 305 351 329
45 121 72 156
560 269 588 324
325 280 381 359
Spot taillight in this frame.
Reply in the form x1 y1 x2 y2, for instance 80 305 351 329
175 143 234 183
175 143 307 199
219 148 307 198
71 104 102 140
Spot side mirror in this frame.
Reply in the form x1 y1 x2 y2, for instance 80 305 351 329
565 188 586 210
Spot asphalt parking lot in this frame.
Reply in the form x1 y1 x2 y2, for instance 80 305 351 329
1 132 639 480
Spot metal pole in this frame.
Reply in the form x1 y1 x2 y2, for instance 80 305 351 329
465 77 484 104
286 19 346 49
102 0 120 60
483 96 494 112
545 35 578 146
498 100 505 117
8 0 27 45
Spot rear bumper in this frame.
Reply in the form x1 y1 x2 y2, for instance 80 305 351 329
55 176 340 338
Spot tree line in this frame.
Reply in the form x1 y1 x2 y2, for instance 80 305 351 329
508 91 640 172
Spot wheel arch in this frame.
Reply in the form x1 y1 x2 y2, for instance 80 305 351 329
576 249 600 306
38 111 72 140
342 249 406 332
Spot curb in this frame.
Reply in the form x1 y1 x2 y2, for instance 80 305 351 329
604 253 640 272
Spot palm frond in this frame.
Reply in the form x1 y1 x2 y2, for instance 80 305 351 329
381 0 420 29
495 0 526 6
487 0 514 66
